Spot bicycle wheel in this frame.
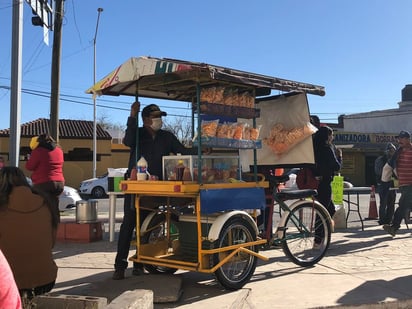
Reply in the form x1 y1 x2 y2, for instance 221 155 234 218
281 202 331 267
213 216 258 290
141 213 179 274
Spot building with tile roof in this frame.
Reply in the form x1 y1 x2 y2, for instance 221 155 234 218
0 118 129 188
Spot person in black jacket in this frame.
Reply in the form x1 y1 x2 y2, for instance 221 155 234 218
313 126 342 245
313 126 342 243
112 102 201 280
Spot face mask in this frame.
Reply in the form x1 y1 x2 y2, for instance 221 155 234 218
150 118 163 131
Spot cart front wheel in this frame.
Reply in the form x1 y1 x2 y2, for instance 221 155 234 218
141 212 179 274
281 202 331 267
213 216 258 290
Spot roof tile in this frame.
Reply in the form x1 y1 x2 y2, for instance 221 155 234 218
0 118 112 140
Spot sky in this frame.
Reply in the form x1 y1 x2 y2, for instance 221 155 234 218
1 0 412 130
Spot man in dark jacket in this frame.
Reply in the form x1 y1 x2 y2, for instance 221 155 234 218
112 102 200 280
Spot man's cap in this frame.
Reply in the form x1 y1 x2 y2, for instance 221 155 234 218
396 130 411 139
141 104 167 118
385 142 396 152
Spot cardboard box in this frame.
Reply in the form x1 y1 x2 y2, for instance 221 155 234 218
57 221 103 243
107 168 127 193
108 176 123 193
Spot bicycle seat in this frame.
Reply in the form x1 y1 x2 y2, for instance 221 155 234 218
267 175 289 185
275 189 317 200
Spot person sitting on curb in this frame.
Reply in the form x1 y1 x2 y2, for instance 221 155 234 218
383 130 412 236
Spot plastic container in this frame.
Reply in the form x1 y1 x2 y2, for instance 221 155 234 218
136 156 148 181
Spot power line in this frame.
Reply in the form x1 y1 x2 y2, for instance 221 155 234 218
0 84 193 119
5 84 400 122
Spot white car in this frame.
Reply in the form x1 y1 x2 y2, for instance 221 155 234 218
79 168 127 199
59 186 82 211
26 177 81 211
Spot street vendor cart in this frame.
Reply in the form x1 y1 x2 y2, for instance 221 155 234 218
87 56 330 290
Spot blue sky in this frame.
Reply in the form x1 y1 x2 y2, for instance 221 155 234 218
1 0 412 130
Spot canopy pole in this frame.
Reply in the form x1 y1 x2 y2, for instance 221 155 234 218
135 83 140 164
196 83 202 184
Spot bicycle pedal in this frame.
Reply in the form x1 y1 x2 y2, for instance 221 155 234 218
271 238 283 248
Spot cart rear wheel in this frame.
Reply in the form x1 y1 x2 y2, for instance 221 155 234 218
213 216 258 290
281 202 331 266
141 213 179 274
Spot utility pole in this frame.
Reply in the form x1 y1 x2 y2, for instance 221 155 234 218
50 0 64 142
9 0 23 167
93 7 103 178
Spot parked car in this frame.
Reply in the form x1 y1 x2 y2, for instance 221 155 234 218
59 186 82 211
79 168 127 199
26 177 82 211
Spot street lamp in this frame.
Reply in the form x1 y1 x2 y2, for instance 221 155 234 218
93 7 103 178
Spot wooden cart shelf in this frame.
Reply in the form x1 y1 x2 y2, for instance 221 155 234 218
121 180 269 195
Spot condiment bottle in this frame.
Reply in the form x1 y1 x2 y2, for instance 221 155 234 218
175 159 185 181
136 156 148 181
130 167 137 180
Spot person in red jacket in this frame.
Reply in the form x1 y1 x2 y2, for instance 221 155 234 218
26 134 65 222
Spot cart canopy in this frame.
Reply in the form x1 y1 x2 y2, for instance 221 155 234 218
86 56 325 99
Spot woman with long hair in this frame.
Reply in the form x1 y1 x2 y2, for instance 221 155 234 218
0 166 58 299
313 126 342 218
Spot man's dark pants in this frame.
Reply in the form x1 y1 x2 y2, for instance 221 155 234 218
114 194 149 271
392 185 412 230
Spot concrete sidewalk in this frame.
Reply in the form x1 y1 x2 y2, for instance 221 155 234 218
49 211 412 309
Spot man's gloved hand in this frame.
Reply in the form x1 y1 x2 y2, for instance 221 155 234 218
130 101 140 118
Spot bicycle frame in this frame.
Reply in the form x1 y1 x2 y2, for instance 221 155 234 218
274 197 328 242
262 175 332 246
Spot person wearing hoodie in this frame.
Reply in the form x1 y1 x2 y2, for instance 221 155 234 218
374 142 397 225
25 134 64 222
0 167 58 299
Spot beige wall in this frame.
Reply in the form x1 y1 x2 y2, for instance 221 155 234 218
0 136 131 189
339 151 365 186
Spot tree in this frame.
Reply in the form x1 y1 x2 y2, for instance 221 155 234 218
163 116 193 146
97 113 193 146
97 113 125 144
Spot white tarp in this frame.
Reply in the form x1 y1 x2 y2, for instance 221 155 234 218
240 92 316 170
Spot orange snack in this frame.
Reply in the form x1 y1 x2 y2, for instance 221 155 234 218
216 123 230 138
233 123 245 140
264 122 316 155
201 119 219 137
